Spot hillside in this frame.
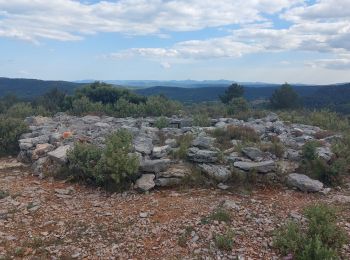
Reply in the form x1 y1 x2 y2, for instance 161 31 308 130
0 77 82 99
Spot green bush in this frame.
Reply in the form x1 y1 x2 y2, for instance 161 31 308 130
70 97 104 116
144 95 182 117
96 129 139 189
260 141 285 158
193 113 211 127
67 129 139 191
214 231 234 251
219 83 244 104
226 97 249 115
300 141 345 186
274 203 347 259
154 116 169 129
270 83 300 110
210 125 260 150
0 116 28 156
173 134 193 160
66 142 103 182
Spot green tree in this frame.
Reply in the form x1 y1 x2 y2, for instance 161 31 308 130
219 83 244 104
226 97 249 115
270 83 300 109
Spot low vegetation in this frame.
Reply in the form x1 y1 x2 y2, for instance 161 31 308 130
67 129 139 191
274 203 347 259
0 117 28 156
300 141 346 186
214 230 235 251
210 125 260 150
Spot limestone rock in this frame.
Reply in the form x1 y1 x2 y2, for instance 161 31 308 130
152 145 170 159
198 164 231 182
32 143 54 160
187 147 218 163
140 159 171 173
133 136 154 155
286 173 324 192
155 177 182 187
48 145 71 164
234 160 275 173
135 174 155 191
191 135 215 149
242 147 264 161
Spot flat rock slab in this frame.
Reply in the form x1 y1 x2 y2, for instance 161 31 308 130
187 147 218 163
234 160 275 173
48 145 71 164
198 164 232 182
139 159 171 173
287 173 324 192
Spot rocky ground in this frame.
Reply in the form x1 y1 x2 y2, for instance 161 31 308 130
1 159 350 260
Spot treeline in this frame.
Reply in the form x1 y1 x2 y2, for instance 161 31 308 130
0 82 183 118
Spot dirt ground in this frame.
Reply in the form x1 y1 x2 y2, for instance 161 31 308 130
0 158 349 259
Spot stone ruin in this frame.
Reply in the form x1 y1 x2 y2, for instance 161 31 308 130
17 113 340 192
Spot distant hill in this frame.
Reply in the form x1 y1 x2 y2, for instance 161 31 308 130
0 77 82 99
1 77 350 113
134 84 350 113
134 85 322 103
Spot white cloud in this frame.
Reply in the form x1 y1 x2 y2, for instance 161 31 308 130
104 0 350 68
0 0 302 42
106 36 262 61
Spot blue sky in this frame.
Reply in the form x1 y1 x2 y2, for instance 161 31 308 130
0 0 350 84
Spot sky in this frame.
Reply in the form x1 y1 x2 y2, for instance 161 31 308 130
0 0 350 84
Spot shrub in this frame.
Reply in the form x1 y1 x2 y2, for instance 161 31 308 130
96 130 139 189
70 96 104 116
214 231 234 251
173 134 193 160
300 141 345 186
144 95 182 117
67 142 103 183
219 83 244 104
274 203 347 259
154 116 169 129
226 97 249 115
67 129 139 191
270 83 300 110
209 208 231 223
193 113 211 127
5 102 35 118
75 82 146 105
0 116 28 156
202 208 232 224
260 141 285 158
210 125 260 150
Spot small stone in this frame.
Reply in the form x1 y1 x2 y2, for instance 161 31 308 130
140 212 148 218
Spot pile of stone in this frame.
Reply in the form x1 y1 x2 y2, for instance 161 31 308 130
17 113 339 192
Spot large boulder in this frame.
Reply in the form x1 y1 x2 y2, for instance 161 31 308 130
234 160 275 173
286 173 324 192
198 164 232 182
139 159 171 173
48 145 71 164
133 135 154 155
135 174 155 192
187 147 218 163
